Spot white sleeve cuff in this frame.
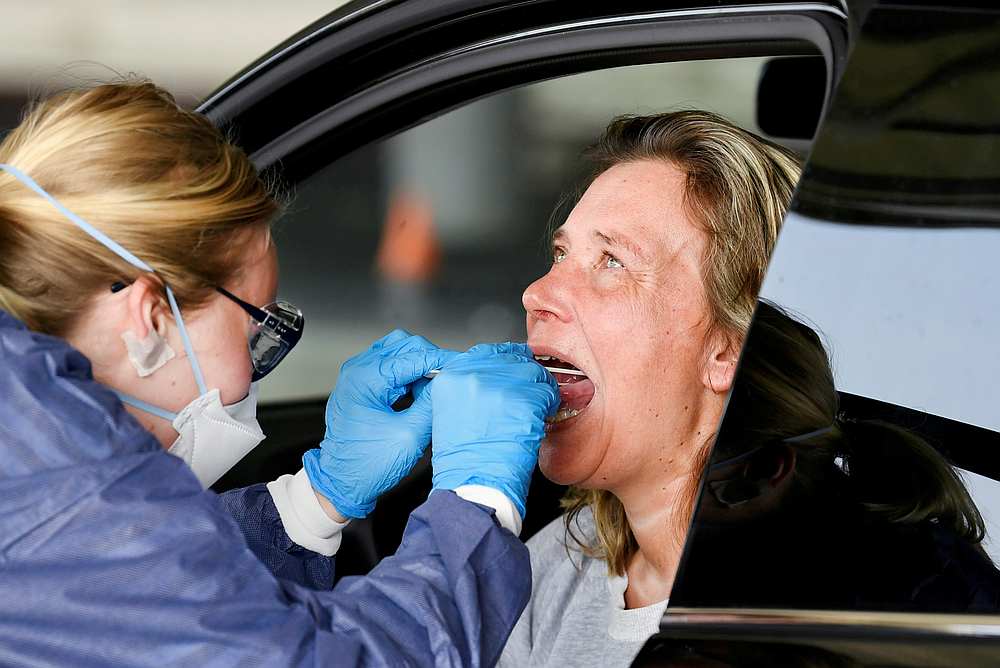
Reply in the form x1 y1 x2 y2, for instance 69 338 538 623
454 485 523 536
267 467 350 557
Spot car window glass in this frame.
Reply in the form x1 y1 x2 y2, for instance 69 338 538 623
762 213 1000 569
763 217 999 435
264 57 783 403
674 216 1000 612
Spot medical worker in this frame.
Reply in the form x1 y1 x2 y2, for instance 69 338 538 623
0 81 559 666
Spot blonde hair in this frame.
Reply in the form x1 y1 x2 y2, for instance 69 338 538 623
556 111 802 576
0 80 279 337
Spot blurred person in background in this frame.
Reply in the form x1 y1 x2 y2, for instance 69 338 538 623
502 111 802 666
0 80 558 666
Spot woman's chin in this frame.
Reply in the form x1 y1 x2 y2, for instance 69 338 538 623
539 426 600 486
538 448 575 485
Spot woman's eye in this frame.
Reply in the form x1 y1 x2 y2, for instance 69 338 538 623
604 253 625 269
553 247 567 264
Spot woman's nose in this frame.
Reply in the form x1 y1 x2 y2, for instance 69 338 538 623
522 269 570 323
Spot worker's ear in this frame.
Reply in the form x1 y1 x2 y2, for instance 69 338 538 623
124 276 163 340
120 275 175 376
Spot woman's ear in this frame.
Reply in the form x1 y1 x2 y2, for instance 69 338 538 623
703 329 741 394
124 275 168 339
119 275 176 378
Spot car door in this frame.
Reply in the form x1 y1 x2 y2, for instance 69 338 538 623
202 0 849 577
639 1 1000 665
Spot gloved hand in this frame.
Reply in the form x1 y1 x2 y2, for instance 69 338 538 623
303 329 458 519
430 342 560 520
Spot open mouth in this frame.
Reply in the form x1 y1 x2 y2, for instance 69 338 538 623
535 354 596 425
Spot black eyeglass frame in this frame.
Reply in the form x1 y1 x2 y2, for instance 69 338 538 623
215 287 304 381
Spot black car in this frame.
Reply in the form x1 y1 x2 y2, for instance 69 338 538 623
203 1 1000 665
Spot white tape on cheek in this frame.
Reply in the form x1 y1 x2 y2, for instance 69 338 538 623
121 324 176 377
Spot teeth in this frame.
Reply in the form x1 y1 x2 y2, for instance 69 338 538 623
545 407 581 424
535 355 555 361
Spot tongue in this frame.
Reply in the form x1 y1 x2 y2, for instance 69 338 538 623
559 378 595 411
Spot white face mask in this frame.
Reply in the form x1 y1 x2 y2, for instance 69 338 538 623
113 350 267 489
166 384 264 488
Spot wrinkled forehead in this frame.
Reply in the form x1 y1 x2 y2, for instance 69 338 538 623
556 160 704 257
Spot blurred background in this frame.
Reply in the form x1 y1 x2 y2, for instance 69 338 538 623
0 1 345 121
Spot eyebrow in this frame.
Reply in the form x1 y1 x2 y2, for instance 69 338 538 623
551 228 649 262
594 230 648 262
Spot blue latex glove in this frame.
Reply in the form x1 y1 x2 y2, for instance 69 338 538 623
304 329 458 519
430 342 560 520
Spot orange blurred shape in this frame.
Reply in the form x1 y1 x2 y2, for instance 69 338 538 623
375 190 442 284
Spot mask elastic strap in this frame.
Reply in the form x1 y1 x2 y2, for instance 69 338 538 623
164 285 207 395
0 163 208 396
116 392 178 422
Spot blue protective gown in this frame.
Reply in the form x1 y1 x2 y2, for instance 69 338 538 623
217 483 336 590
0 310 530 667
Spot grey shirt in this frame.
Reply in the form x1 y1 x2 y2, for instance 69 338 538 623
499 507 668 668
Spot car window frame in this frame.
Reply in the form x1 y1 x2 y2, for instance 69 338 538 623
201 2 847 185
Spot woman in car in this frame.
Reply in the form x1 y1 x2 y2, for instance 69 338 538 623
500 110 802 666
0 80 558 666
683 300 1000 613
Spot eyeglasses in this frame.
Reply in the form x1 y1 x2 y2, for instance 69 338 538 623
216 287 304 381
110 281 304 381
